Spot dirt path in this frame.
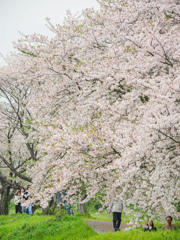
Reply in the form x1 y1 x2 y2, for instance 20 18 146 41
85 220 130 233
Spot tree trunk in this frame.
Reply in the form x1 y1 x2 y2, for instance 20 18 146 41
42 197 56 215
0 182 11 215
79 203 87 214
79 192 87 214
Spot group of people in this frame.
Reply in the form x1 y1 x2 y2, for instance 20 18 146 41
108 196 177 232
14 185 33 215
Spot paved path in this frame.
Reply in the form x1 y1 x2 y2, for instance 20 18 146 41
85 220 130 233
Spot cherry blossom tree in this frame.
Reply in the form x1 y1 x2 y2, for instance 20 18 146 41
0 57 40 214
12 0 180 221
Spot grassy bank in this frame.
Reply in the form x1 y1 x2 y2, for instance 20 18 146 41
0 212 179 240
0 214 97 240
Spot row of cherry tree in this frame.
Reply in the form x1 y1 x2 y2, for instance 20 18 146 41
0 0 179 220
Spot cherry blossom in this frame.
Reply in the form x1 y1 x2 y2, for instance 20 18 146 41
9 0 180 220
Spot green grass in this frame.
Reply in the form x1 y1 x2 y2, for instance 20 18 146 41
0 202 96 240
0 214 97 240
88 229 180 240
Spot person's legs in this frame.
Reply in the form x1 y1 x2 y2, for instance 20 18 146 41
113 212 118 231
117 212 122 230
28 204 33 215
18 203 22 213
15 205 18 213
24 206 27 213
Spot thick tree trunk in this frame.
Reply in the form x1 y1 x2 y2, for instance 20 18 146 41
0 182 11 215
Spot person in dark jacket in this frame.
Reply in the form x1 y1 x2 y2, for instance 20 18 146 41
144 220 157 232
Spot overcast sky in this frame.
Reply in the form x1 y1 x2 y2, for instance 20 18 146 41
0 0 99 64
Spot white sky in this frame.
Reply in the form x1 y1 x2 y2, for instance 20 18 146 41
0 0 100 65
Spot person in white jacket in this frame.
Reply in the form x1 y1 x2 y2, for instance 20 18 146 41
14 191 21 214
108 196 126 231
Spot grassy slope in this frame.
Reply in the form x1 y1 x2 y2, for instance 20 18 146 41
0 214 97 240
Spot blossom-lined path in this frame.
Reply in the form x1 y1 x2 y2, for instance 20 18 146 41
85 220 130 233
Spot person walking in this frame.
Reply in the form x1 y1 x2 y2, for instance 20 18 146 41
108 195 125 231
